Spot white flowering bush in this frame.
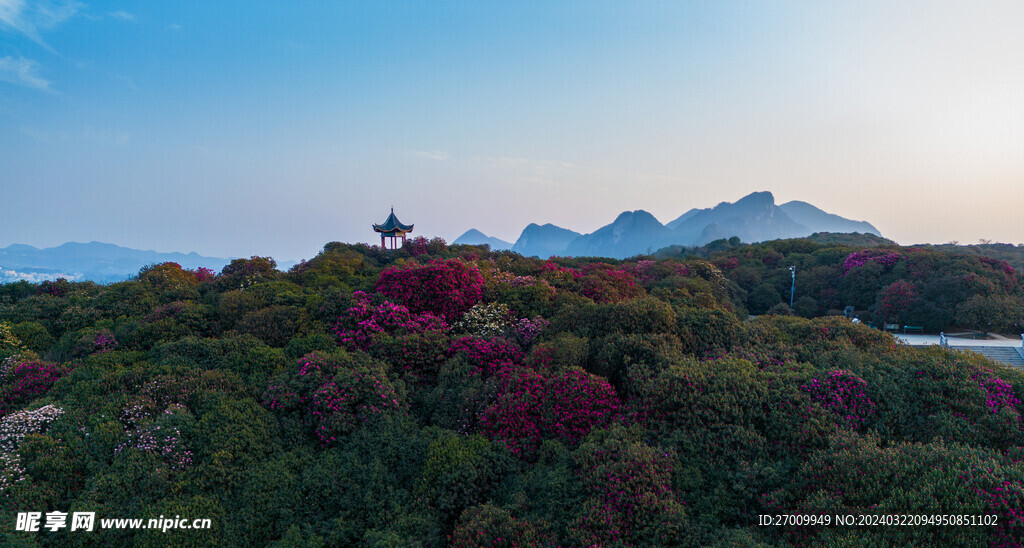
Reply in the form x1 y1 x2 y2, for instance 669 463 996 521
0 404 65 492
114 422 194 469
454 302 513 338
116 388 196 469
454 302 550 347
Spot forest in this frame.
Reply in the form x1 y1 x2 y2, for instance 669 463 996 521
1 235 1022 546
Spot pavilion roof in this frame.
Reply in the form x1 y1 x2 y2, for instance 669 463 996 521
373 208 414 233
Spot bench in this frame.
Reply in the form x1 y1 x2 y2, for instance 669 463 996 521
884 323 899 332
903 325 923 335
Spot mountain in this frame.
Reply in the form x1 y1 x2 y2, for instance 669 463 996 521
459 191 881 260
779 200 880 236
511 223 582 259
564 210 676 259
667 191 809 246
453 229 513 250
0 241 232 284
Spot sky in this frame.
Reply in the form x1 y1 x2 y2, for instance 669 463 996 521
2 1 1023 261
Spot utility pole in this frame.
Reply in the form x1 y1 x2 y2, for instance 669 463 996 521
789 266 796 309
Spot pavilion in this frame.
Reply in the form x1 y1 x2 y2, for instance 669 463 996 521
373 208 414 249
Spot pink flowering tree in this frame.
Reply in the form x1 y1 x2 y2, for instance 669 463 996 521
875 280 918 325
842 250 904 274
403 236 429 257
376 259 484 321
65 328 120 359
0 360 72 415
579 263 644 303
568 427 686 546
478 366 620 460
801 370 877 429
193 267 216 283
971 369 1021 424
263 351 408 446
448 336 524 377
333 291 448 350
961 464 1024 546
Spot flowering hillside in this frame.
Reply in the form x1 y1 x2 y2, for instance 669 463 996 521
0 239 1021 546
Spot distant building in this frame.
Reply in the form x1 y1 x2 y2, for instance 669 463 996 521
373 208 414 249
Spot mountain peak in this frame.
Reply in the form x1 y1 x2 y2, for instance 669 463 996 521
612 210 660 225
733 191 775 207
453 229 512 250
564 210 673 259
778 200 880 237
511 223 583 258
456 228 487 240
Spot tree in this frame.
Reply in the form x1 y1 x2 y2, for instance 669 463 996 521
875 280 917 325
956 294 1021 334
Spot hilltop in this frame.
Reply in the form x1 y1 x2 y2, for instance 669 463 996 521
1 238 1021 545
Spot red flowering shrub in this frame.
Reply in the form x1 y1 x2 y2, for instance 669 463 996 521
193 267 216 283
579 263 644 303
568 427 686 546
962 464 1024 546
0 360 72 414
842 250 903 274
333 291 448 350
876 280 917 324
376 259 484 321
616 259 691 289
539 260 581 290
971 370 1021 422
801 370 876 429
263 351 407 446
979 256 1016 277
404 236 429 257
36 278 73 297
309 373 404 445
448 336 524 377
478 366 620 459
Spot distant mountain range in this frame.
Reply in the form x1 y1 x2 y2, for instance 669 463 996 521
455 191 881 259
3 193 878 284
450 229 514 251
0 242 233 284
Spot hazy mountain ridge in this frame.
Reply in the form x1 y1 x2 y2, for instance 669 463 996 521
565 210 676 258
462 191 881 259
0 241 233 284
779 200 880 236
667 191 811 247
511 223 583 259
453 229 513 250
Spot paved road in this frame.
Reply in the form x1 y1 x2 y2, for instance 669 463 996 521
895 334 1024 347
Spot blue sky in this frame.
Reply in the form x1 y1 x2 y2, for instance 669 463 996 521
2 1 1023 261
